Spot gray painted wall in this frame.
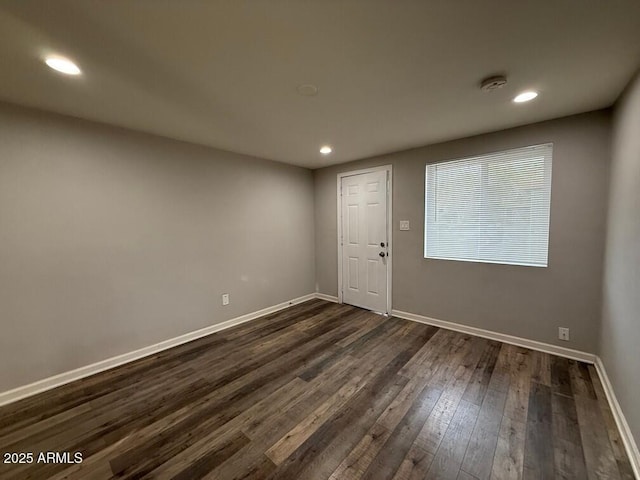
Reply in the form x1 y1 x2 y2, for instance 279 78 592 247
600 73 640 444
315 111 611 353
0 102 315 392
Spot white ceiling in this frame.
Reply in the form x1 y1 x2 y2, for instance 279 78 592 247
1 1 640 169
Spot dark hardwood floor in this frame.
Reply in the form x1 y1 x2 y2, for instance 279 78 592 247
0 299 634 479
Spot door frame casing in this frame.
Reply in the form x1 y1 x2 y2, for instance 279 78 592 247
337 164 393 314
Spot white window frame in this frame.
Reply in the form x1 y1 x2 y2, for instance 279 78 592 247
424 143 553 268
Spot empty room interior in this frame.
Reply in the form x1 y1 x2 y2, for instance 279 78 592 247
1 2 640 479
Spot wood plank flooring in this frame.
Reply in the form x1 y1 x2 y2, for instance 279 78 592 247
0 300 634 479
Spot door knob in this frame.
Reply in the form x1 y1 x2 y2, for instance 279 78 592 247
379 252 385 258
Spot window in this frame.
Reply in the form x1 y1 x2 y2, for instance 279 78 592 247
424 143 552 267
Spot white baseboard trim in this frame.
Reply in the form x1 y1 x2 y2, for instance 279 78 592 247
0 293 316 407
391 309 596 364
315 293 339 303
2 292 637 475
594 357 640 479
390 307 640 473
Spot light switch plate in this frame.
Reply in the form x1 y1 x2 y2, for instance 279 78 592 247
399 220 410 231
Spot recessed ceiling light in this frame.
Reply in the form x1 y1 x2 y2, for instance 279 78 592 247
45 56 81 75
513 91 538 103
320 145 332 155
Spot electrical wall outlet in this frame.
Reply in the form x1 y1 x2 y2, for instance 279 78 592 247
222 293 230 306
399 220 410 231
558 327 570 341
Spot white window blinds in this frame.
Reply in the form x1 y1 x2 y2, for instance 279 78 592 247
425 143 552 267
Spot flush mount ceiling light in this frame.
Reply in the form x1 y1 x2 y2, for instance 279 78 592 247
45 56 81 75
320 145 333 155
513 91 538 103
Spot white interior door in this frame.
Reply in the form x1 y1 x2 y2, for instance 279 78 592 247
340 170 389 313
